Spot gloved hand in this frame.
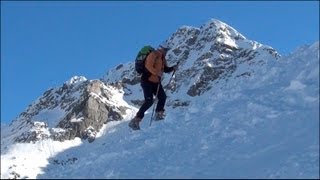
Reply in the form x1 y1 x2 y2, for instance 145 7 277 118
172 64 178 71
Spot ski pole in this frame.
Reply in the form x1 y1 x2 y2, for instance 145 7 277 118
149 82 161 127
165 61 180 91
149 61 179 127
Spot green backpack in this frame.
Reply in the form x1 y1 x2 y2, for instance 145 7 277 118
135 45 155 74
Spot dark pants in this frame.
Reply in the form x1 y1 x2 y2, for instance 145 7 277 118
136 81 166 120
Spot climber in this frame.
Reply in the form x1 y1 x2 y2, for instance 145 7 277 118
129 46 178 130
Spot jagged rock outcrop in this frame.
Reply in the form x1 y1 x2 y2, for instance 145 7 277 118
10 77 130 143
54 80 128 142
165 19 280 96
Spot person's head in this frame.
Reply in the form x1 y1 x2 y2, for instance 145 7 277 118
158 45 170 56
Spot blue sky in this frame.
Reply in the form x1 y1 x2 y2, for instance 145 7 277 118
1 1 319 123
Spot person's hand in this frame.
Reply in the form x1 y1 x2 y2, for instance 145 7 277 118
172 64 178 71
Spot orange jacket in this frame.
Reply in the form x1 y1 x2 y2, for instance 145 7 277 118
144 50 171 83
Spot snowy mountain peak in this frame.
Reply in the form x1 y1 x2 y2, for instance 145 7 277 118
204 18 226 27
164 19 246 51
65 76 87 86
106 19 280 100
201 18 246 40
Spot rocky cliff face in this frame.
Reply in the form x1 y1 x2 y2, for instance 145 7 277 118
4 19 281 144
5 77 131 143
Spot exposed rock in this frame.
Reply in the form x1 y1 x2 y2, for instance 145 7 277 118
52 157 78 166
130 99 144 106
14 121 49 143
168 99 191 108
11 78 129 143
82 126 97 143
55 80 125 142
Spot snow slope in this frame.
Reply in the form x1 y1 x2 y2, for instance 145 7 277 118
1 41 318 179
